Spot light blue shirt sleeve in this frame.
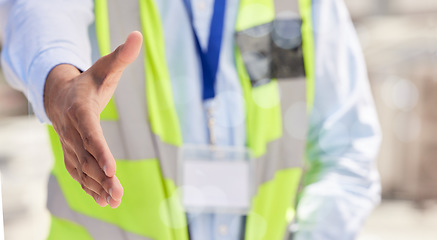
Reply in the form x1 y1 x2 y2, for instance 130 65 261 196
294 0 381 239
0 0 94 123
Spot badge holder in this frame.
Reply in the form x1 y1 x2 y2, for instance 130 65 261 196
178 144 254 215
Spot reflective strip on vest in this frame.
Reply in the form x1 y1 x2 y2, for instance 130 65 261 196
46 0 316 239
253 80 307 188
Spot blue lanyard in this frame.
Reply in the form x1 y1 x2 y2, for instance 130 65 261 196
182 0 227 100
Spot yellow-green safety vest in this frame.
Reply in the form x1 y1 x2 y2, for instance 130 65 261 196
46 0 315 239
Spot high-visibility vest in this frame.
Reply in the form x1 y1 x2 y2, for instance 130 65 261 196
46 0 315 239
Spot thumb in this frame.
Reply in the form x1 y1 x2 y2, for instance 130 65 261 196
86 31 142 111
110 31 143 71
91 31 143 77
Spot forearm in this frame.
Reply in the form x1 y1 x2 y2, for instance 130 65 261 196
294 0 382 238
0 0 93 123
294 157 380 240
295 99 381 239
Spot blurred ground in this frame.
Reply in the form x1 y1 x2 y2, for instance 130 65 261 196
0 117 51 240
358 201 437 240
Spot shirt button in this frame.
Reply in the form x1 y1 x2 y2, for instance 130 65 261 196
218 224 228 235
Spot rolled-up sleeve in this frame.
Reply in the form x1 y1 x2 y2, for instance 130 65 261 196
1 0 94 123
294 0 381 239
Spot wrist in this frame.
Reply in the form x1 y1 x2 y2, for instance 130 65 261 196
44 64 81 119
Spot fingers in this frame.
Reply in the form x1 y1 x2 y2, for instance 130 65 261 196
80 151 124 201
64 158 108 208
60 126 122 208
67 105 116 177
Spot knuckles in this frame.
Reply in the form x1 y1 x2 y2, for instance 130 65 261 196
81 158 108 185
98 187 107 197
82 132 96 149
80 157 90 172
99 175 108 187
80 172 88 182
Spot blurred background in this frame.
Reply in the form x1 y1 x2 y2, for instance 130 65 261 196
0 0 437 239
345 1 437 239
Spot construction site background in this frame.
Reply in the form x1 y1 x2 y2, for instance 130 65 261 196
0 1 437 239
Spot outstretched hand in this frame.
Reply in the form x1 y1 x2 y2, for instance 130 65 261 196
44 31 143 208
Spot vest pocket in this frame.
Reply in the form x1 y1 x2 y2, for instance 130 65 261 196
235 18 305 87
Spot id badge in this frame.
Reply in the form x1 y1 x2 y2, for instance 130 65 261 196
178 145 253 214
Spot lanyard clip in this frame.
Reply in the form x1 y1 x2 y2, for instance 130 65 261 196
207 106 216 145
